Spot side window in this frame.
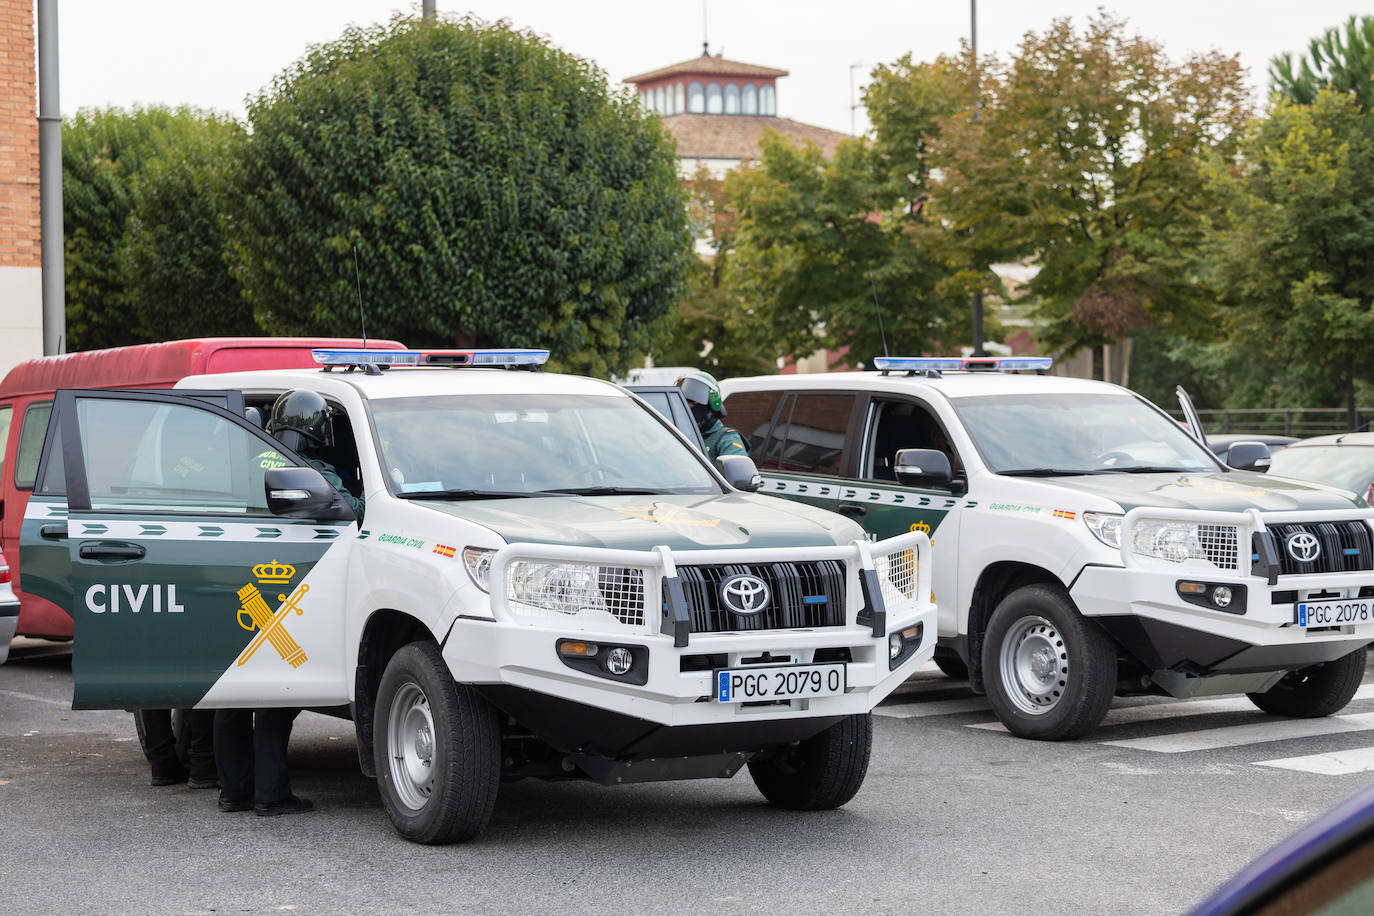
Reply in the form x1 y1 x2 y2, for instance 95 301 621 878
779 393 856 477
74 398 275 514
865 398 962 482
725 390 784 456
15 402 53 490
0 405 11 484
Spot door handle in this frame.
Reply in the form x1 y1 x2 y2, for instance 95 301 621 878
79 544 146 560
40 524 68 539
839 504 867 517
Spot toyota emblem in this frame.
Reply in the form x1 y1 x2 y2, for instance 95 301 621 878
720 574 771 616
1286 532 1321 563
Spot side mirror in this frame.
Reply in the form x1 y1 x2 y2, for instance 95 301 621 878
716 454 763 492
1227 442 1272 473
264 466 356 520
894 448 954 488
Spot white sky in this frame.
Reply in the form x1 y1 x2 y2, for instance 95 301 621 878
54 1 1370 135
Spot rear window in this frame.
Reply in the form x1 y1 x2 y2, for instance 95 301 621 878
15 402 52 490
0 405 11 484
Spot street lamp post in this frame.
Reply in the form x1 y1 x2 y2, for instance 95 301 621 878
969 0 985 357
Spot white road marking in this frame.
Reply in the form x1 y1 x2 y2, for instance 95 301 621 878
1101 712 1374 753
0 688 69 708
966 684 1374 733
1254 745 1374 775
875 696 990 719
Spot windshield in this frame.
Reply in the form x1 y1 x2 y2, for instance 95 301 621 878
370 393 722 497
1268 445 1374 493
952 392 1220 475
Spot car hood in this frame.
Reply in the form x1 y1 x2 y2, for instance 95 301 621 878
418 493 862 551
1044 470 1360 513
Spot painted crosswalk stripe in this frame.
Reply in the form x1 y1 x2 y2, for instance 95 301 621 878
1100 712 1374 753
875 696 990 719
966 684 1374 733
1254 745 1374 775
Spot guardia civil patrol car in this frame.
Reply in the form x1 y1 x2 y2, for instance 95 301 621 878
18 348 934 843
722 357 1374 741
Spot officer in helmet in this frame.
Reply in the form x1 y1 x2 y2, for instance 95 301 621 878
677 371 748 459
262 389 365 520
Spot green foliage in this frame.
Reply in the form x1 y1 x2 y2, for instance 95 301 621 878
63 107 225 349
120 115 254 340
932 13 1251 362
1207 89 1374 419
227 15 691 378
1271 15 1374 108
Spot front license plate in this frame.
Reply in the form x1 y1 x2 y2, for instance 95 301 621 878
1297 598 1372 628
716 663 846 703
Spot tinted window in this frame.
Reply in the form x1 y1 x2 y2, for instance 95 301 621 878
725 390 784 456
777 393 856 477
15 402 52 490
0 405 10 484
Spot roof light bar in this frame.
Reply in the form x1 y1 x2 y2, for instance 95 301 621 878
311 348 550 368
872 356 1053 373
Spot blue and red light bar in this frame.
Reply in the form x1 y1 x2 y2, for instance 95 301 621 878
312 348 550 368
872 356 1053 373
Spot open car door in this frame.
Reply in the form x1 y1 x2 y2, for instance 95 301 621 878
1176 385 1206 444
19 389 357 710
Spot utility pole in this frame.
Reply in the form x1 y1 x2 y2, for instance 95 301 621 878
849 62 863 136
422 1 435 18
969 0 985 357
38 0 64 355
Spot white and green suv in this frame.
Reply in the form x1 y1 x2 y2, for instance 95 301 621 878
18 348 934 842
722 357 1374 740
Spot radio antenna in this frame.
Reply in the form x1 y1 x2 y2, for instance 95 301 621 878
869 273 890 358
352 244 368 350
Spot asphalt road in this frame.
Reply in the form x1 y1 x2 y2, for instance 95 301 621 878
4 637 1374 916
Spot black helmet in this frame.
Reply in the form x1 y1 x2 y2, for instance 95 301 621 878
268 389 331 454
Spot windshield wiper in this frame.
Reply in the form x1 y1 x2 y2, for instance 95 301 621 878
998 468 1106 477
538 486 669 496
397 488 539 500
1103 466 1194 474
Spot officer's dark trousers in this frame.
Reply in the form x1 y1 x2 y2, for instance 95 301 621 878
213 708 301 805
134 708 215 782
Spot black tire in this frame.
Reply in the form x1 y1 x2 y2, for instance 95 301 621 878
373 641 501 844
1248 647 1367 718
748 713 872 810
933 654 969 680
981 584 1116 741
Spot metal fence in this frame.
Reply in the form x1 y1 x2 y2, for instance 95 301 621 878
1165 407 1372 438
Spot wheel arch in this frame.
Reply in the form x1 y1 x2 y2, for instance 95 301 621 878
352 608 438 777
966 561 1068 692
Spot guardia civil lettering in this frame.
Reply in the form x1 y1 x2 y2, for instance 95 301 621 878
84 584 185 614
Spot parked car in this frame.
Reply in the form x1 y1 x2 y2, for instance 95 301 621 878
722 356 1374 741
1207 434 1297 465
1266 432 1374 505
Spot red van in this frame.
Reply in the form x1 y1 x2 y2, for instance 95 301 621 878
0 337 404 650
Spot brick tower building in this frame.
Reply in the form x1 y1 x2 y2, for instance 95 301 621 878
0 0 42 375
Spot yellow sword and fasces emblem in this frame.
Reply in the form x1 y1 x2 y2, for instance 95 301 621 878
234 560 309 668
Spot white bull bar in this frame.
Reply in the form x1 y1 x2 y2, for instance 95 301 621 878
487 530 934 646
1119 507 1374 587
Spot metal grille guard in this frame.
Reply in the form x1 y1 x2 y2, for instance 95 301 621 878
488 531 933 647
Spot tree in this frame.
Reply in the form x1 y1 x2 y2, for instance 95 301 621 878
120 114 254 340
932 13 1251 378
1271 15 1374 108
63 107 224 350
228 15 692 378
1208 89 1374 424
723 54 982 366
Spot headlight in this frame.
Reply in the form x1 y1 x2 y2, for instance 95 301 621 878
463 547 495 591
1082 512 1123 548
508 561 611 617
1129 521 1234 565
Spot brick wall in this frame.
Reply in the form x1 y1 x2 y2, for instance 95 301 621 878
0 0 39 269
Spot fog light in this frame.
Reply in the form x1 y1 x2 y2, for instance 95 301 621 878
889 632 903 660
605 647 634 675
1212 586 1233 609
